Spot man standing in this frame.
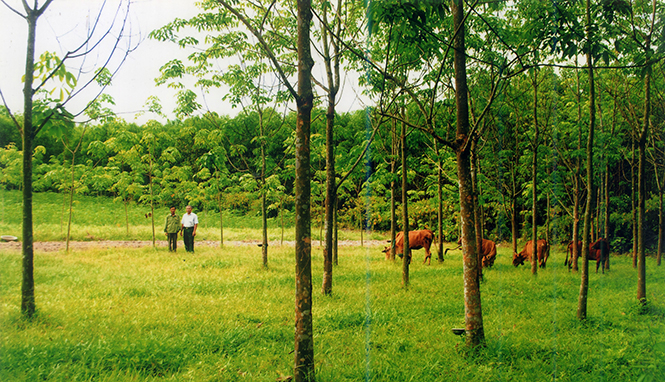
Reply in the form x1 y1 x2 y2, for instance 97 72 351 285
164 206 181 252
181 205 199 253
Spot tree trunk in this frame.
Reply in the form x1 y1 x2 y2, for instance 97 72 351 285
471 139 483 280
149 147 155 248
66 152 76 252
636 58 651 305
333 197 338 265
577 2 594 320
511 191 518 254
280 198 284 246
401 118 410 287
531 71 539 276
219 189 224 248
321 1 339 295
261 114 269 268
658 188 663 266
293 1 315 379
452 0 484 347
572 183 580 271
436 139 444 262
124 197 129 236
20 9 42 318
632 142 637 268
604 156 610 270
390 121 398 261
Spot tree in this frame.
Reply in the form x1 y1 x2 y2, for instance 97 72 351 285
0 0 134 317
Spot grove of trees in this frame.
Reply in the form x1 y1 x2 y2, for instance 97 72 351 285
1 0 664 380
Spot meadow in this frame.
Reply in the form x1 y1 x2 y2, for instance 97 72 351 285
0 191 382 243
1 240 664 381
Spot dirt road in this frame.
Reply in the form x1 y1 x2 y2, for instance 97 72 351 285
0 239 388 252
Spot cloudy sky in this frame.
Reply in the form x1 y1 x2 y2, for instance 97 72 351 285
0 0 366 125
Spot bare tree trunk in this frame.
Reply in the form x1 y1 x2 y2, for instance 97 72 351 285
531 71 539 276
333 198 338 265
452 0 484 347
636 57 651 305
219 189 224 248
124 197 129 236
436 139 444 262
66 152 76 252
632 142 638 268
20 9 40 318
293 1 315 379
401 118 410 287
578 1 594 320
471 139 483 279
390 121 398 261
149 146 155 248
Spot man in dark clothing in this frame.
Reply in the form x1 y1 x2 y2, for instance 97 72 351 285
164 206 181 252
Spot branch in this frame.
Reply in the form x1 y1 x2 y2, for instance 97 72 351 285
1 0 25 18
0 88 23 134
216 0 298 100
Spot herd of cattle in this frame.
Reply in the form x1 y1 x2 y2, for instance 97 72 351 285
382 229 611 273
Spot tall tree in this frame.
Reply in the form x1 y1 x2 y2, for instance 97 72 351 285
0 0 133 317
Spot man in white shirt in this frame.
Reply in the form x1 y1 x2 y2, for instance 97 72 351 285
181 205 199 253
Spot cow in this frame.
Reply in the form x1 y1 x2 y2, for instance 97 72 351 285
589 237 610 274
564 238 610 273
564 240 582 269
513 239 549 268
443 238 497 268
382 229 435 265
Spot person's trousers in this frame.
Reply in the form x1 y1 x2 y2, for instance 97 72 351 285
167 233 178 252
183 227 195 252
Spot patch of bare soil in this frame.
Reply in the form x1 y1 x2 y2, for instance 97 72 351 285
0 239 388 252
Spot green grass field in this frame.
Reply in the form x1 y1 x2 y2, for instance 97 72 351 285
0 190 384 243
1 242 664 381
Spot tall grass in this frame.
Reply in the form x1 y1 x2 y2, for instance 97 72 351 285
1 243 664 381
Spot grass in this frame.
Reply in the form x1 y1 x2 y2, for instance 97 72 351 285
1 242 664 381
0 190 385 242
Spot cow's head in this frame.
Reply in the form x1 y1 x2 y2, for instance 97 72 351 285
482 256 494 268
382 246 391 259
512 252 526 267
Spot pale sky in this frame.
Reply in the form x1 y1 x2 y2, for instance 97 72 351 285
0 0 367 125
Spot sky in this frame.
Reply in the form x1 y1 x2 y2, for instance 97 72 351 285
0 0 367 125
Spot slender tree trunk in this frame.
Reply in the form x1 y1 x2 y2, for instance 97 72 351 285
578 2 594 320
636 60 651 305
280 199 284 246
260 115 269 268
632 142 637 268
511 192 518 254
531 72 539 276
321 2 338 295
21 9 43 318
452 0 484 347
390 121 397 261
333 197 338 265
219 188 224 248
149 148 155 248
293 1 315 379
401 118 410 287
604 153 610 270
572 62 583 272
66 152 76 252
471 139 483 279
61 188 66 234
124 197 129 236
436 140 444 262
658 188 663 266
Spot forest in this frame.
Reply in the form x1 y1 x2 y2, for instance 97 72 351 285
1 0 664 381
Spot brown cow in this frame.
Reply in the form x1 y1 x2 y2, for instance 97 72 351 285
513 239 549 268
565 238 610 273
589 238 610 274
564 240 582 269
443 238 497 268
382 229 435 265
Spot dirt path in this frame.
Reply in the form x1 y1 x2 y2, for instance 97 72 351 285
0 239 388 253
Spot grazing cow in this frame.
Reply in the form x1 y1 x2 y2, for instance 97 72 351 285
480 239 498 268
443 238 497 268
513 239 549 268
382 229 435 265
564 240 582 268
589 238 610 274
